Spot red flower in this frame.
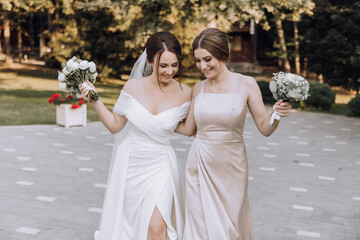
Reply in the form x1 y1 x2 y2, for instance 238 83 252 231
80 97 84 100
67 95 73 99
78 100 84 105
48 93 61 103
61 99 66 102
71 103 80 109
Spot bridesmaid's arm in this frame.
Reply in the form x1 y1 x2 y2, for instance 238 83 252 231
79 81 128 134
175 82 201 136
246 77 291 137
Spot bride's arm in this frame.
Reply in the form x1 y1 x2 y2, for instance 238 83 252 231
175 82 201 136
246 77 291 137
79 82 127 134
91 100 127 134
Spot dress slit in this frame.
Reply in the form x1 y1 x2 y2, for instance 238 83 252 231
95 90 189 240
151 174 176 239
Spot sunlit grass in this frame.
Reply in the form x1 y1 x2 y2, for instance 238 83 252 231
0 63 357 126
0 88 119 126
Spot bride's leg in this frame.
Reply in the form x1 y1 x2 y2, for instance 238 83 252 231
147 206 167 240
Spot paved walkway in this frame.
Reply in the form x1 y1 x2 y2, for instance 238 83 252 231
1 110 359 240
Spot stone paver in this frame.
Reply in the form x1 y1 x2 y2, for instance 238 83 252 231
0 110 359 239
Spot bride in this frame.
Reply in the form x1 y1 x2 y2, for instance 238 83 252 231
79 32 191 240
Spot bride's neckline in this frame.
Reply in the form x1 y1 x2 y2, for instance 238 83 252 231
121 90 190 116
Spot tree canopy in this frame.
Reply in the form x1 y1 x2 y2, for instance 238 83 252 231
1 0 358 92
301 0 360 92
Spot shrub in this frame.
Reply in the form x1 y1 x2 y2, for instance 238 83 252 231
305 82 335 110
348 94 360 117
257 81 276 104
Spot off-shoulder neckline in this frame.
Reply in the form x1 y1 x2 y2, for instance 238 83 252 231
121 90 190 116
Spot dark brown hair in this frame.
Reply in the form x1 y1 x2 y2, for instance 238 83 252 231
145 32 182 89
192 28 230 61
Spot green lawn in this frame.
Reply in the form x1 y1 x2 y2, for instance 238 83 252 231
0 86 121 126
0 64 201 126
0 63 355 126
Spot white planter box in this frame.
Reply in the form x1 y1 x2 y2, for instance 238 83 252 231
56 104 87 128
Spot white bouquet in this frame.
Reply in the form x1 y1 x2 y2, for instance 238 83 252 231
269 72 310 127
58 56 99 103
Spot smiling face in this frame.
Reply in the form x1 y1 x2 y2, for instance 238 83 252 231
151 50 179 84
194 47 222 79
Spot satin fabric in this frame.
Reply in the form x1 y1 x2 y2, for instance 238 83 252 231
185 81 254 240
95 91 190 240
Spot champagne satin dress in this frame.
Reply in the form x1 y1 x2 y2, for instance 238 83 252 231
185 81 254 240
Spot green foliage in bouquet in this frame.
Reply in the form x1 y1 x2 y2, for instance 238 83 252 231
304 82 335 110
257 81 276 105
268 72 310 127
269 72 310 102
58 56 99 103
347 94 360 117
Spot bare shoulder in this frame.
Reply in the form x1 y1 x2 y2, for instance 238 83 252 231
123 78 142 94
180 83 192 101
235 73 256 85
233 73 257 91
192 80 203 97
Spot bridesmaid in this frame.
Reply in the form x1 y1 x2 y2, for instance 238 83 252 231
176 28 292 239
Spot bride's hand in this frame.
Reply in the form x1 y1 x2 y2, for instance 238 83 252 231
78 81 97 101
273 99 292 117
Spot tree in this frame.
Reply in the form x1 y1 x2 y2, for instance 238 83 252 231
301 0 360 93
260 0 314 73
288 0 314 75
0 0 14 63
0 0 53 63
178 0 265 68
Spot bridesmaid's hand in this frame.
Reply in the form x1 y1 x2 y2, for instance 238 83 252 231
273 99 291 118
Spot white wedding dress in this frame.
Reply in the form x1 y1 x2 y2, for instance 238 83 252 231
94 90 190 240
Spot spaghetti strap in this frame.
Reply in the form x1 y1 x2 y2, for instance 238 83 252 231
233 80 241 94
200 81 205 93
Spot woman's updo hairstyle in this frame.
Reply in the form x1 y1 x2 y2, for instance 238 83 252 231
192 28 230 62
144 32 182 89
146 32 182 72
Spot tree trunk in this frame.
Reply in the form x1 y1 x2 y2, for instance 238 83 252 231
47 10 53 41
17 24 23 63
318 74 324 83
303 58 308 78
294 21 300 75
274 12 290 72
4 12 13 64
55 0 59 32
0 25 2 53
29 14 35 49
278 58 283 69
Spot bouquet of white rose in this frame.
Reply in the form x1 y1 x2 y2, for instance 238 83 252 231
58 56 99 103
269 72 310 127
